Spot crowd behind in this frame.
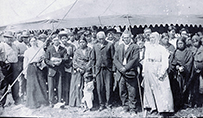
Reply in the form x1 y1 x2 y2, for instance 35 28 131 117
0 25 203 116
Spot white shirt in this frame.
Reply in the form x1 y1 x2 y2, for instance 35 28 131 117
123 43 130 65
54 45 59 52
0 42 18 63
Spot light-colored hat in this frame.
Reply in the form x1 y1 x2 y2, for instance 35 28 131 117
97 31 106 39
122 28 132 37
58 31 68 36
30 37 37 42
52 37 59 41
114 26 122 34
21 31 30 38
38 33 47 39
3 31 13 38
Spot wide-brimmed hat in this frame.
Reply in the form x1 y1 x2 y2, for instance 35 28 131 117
114 26 122 34
106 28 116 35
20 31 30 38
58 31 68 36
3 31 13 38
38 33 47 39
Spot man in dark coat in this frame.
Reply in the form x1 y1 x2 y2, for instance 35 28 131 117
113 29 140 113
92 31 114 111
45 37 69 107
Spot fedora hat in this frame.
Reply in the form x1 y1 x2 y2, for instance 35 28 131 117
38 33 47 39
58 31 68 36
114 26 122 34
21 31 30 38
3 31 13 38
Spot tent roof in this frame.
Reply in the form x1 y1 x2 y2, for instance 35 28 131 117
5 0 203 31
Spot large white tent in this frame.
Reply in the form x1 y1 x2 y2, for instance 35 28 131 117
3 0 203 31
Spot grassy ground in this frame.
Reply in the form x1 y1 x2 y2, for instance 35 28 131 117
1 93 203 117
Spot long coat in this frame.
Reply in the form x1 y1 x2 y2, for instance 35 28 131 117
113 43 139 89
92 41 115 106
92 41 115 75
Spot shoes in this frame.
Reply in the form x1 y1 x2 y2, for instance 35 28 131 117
98 106 105 111
150 110 158 115
123 106 129 112
83 108 92 112
129 108 138 114
54 102 65 108
49 103 54 108
120 107 129 114
14 101 21 105
106 105 112 110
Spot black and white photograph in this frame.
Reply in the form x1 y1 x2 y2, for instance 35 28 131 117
0 0 203 117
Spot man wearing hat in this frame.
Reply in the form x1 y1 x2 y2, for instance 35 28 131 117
168 25 177 48
113 29 140 113
13 32 29 102
105 28 117 44
0 31 21 111
92 31 115 111
37 33 47 48
20 31 31 47
45 37 69 108
67 31 79 48
58 30 76 105
87 29 98 49
114 26 122 42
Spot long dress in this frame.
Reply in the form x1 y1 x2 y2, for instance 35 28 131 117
143 42 174 112
24 47 48 109
169 47 193 110
69 47 93 107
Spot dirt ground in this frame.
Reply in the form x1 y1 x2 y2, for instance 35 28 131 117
1 93 203 117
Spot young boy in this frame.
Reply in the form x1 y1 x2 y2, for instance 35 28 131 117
82 72 94 112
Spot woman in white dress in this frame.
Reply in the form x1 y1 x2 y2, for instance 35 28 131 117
143 32 174 115
24 37 48 109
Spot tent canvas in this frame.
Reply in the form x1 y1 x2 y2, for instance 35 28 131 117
5 0 203 31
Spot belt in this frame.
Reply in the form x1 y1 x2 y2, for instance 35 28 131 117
147 59 161 62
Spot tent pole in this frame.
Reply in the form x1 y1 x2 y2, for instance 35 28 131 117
127 15 131 26
98 16 103 26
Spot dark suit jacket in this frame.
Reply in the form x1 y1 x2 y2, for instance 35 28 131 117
113 43 139 81
45 45 69 77
92 41 115 75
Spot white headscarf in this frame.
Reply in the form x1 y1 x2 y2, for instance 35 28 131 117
150 32 160 45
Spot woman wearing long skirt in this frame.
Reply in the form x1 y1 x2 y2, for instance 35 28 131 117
24 37 48 109
143 32 174 114
69 37 93 107
168 36 193 111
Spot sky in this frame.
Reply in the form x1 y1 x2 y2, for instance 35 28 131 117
0 0 75 26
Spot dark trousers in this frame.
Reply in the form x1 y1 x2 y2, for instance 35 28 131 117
17 57 26 98
119 76 138 110
48 71 64 103
96 68 113 107
0 62 20 107
169 72 187 111
189 70 203 106
63 72 71 104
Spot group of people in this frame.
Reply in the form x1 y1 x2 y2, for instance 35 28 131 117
0 25 203 116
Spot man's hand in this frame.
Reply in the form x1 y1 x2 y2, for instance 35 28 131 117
176 65 180 70
120 67 126 73
179 66 184 72
196 69 201 73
